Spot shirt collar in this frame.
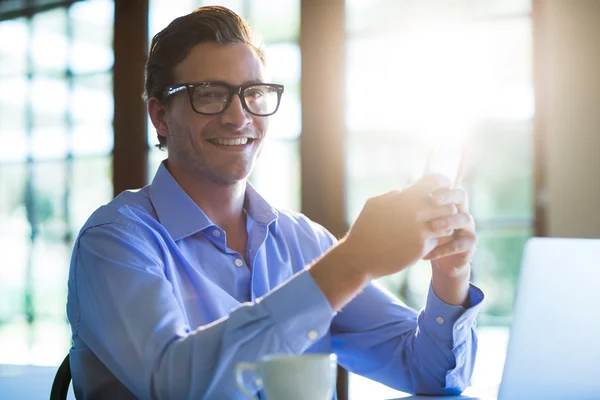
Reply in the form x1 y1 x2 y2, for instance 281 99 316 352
244 181 279 227
149 161 278 241
149 161 214 241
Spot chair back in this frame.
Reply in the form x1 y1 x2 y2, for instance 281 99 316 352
50 354 71 400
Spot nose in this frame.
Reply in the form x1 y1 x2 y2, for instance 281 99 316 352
220 93 252 129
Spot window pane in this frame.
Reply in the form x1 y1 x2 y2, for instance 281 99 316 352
0 77 27 131
200 0 245 15
71 73 113 124
31 8 68 73
265 43 301 139
474 227 532 322
0 163 28 323
265 43 300 87
0 317 71 365
69 156 113 234
0 319 31 365
470 122 534 221
147 114 159 149
31 126 69 161
347 0 531 35
69 0 114 74
31 76 68 129
468 18 533 121
148 146 166 178
71 72 114 157
269 83 300 140
0 77 28 162
466 0 531 19
347 0 410 35
71 122 113 156
346 19 532 134
347 0 472 36
347 35 438 133
149 0 200 37
31 237 71 319
248 0 299 43
250 139 300 211
30 77 69 160
346 134 428 224
0 18 28 76
27 319 72 365
31 161 68 238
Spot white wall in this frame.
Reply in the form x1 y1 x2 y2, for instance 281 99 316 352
540 0 600 238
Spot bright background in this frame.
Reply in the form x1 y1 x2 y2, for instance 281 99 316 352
0 0 534 398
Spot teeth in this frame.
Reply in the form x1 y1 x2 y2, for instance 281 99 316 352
210 137 249 146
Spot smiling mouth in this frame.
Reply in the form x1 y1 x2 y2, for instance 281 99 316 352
207 137 254 146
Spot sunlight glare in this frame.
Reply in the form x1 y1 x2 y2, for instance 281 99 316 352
347 18 532 147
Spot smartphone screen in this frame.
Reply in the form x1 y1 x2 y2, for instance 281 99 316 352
423 141 468 188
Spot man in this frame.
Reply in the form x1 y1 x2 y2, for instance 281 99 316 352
67 5 483 399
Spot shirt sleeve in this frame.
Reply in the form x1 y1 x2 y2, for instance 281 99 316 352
70 220 335 399
330 278 484 395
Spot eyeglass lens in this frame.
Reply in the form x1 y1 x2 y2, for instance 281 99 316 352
190 83 279 115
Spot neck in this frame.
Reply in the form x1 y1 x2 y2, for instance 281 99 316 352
166 160 246 230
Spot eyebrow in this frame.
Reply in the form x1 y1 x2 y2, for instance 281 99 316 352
174 79 267 87
244 79 265 84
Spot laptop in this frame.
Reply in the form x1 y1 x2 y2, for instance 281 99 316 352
498 237 600 400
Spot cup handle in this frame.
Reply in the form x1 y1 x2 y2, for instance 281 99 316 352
235 362 261 400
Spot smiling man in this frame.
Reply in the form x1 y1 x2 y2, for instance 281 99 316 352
67 6 484 400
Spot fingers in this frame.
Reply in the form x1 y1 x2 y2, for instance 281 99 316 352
427 211 474 235
417 203 459 223
430 187 469 211
424 230 477 261
414 173 452 194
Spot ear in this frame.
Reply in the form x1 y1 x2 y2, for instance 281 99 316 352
148 97 169 140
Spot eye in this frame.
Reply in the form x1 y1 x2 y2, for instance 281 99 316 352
193 86 228 103
199 91 222 99
245 87 265 99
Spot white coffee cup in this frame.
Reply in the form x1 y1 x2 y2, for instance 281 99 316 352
235 353 337 400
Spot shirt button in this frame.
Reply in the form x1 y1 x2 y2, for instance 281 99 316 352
234 258 244 267
455 322 464 330
436 317 445 325
307 330 318 340
212 230 221 237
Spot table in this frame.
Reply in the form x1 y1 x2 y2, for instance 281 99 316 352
1 326 508 400
350 326 508 400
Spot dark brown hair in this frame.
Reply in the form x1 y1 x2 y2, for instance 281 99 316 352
144 6 265 149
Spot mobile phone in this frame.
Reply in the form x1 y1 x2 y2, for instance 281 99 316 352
423 141 468 188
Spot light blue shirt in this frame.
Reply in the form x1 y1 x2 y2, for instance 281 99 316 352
67 161 484 399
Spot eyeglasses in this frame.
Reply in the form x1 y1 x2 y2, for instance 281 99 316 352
163 81 284 117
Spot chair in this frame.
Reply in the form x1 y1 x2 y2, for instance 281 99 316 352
50 354 71 400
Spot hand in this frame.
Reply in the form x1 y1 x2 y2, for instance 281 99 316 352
424 187 477 277
342 174 460 280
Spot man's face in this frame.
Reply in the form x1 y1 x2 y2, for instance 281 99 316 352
161 42 269 185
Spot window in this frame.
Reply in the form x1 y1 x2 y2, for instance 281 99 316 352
345 0 533 396
346 0 533 324
0 0 114 365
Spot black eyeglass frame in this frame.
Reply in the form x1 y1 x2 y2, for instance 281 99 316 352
162 81 285 117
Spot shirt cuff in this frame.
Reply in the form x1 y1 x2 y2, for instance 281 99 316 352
259 269 335 353
419 283 484 344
